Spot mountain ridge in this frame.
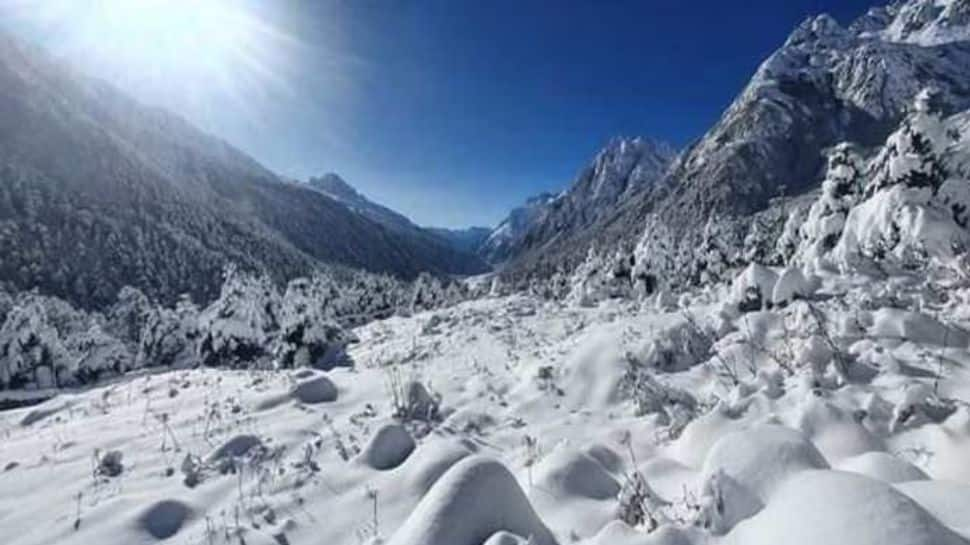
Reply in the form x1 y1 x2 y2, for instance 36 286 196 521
480 136 676 266
0 32 486 309
497 0 970 281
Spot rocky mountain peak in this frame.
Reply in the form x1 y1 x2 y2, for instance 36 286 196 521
308 172 359 201
879 0 970 45
785 13 851 47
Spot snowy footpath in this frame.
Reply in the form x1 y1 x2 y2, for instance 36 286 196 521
3 266 970 545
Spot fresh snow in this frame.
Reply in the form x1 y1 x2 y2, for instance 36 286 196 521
3 258 970 544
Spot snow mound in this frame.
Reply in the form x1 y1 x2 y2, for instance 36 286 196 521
869 308 970 347
630 319 711 373
291 375 338 404
702 424 829 502
795 398 884 461
19 399 74 427
560 331 628 408
896 480 970 537
358 423 415 470
837 451 929 483
771 267 815 306
483 531 529 545
254 374 339 410
639 457 699 500
401 438 477 495
291 368 317 380
136 499 194 540
584 443 623 474
794 335 835 375
836 185 970 268
533 448 620 500
724 470 967 545
206 434 263 462
669 405 748 468
731 264 778 311
387 456 558 545
395 380 440 421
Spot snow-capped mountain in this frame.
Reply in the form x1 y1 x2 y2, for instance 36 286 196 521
479 192 557 264
307 173 415 234
305 173 490 271
873 0 970 45
483 136 675 266
502 0 970 282
6 3 970 545
0 32 485 309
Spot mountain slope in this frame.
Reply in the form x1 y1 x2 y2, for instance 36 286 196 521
479 192 557 264
305 173 490 274
308 173 416 233
0 34 483 309
485 136 675 267
502 0 970 280
425 226 492 256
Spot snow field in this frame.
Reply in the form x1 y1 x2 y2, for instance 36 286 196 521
1 268 970 544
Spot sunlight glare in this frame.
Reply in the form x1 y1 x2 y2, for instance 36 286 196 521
3 0 303 129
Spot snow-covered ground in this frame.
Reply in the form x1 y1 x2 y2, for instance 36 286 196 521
3 263 970 545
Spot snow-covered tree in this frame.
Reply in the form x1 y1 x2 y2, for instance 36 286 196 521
136 294 199 369
835 89 970 269
793 143 865 264
0 294 101 388
67 322 132 383
632 214 676 295
866 88 948 197
743 212 783 266
197 266 280 369
697 215 743 285
566 246 606 306
106 286 154 351
276 276 352 369
775 203 810 264
410 273 445 314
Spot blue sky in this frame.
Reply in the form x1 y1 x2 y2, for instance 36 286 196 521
9 0 878 228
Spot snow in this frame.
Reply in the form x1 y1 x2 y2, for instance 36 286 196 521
358 424 416 471
724 470 968 545
387 456 558 545
837 451 929 483
771 266 815 306
290 374 339 404
701 424 829 503
2 269 970 544
6 2 970 544
730 264 778 311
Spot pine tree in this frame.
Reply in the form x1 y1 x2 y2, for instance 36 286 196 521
834 88 969 269
867 88 949 197
794 143 865 262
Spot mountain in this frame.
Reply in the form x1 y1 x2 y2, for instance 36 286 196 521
501 0 970 281
307 173 415 233
486 136 675 268
0 33 485 310
479 192 557 265
305 173 490 274
425 226 492 256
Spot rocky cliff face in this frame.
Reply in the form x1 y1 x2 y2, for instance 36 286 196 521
484 137 675 267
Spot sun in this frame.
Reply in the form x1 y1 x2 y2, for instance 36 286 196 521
2 0 299 126
83 0 267 68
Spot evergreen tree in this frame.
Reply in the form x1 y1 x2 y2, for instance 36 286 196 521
867 88 949 197
794 143 865 263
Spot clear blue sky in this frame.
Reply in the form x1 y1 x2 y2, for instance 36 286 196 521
8 0 878 228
